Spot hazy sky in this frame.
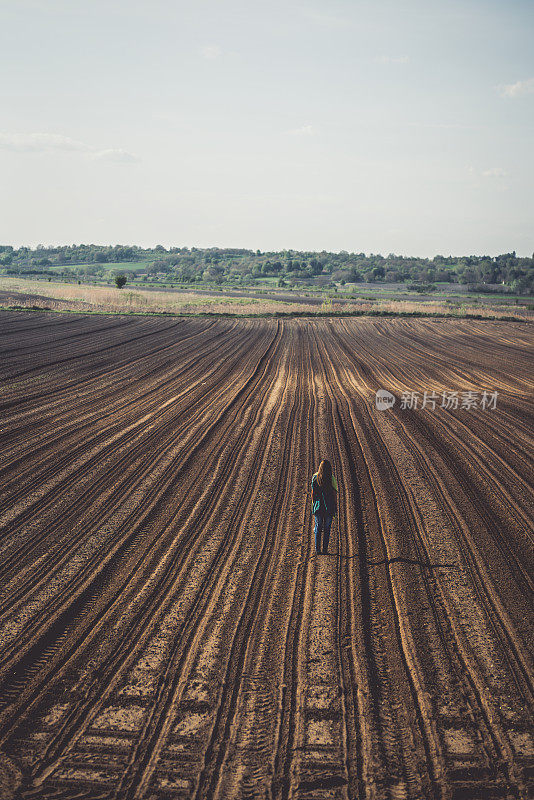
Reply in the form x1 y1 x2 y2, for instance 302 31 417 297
1 0 533 256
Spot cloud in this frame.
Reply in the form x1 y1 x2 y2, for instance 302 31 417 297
466 165 508 180
0 132 89 152
91 148 140 163
375 55 409 65
482 167 507 178
285 124 316 137
0 132 139 162
498 77 534 98
199 45 222 60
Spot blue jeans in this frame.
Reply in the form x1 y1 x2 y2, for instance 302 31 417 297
314 514 333 554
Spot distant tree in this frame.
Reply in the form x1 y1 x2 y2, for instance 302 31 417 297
459 267 478 285
114 246 136 261
115 273 127 289
347 268 362 282
512 276 533 295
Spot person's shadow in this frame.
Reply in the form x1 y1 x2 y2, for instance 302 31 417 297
313 553 458 569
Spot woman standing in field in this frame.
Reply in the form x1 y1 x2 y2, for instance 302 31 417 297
311 459 337 555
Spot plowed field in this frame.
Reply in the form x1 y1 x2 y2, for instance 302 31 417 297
0 312 532 800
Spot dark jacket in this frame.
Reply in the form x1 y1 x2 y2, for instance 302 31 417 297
311 473 338 517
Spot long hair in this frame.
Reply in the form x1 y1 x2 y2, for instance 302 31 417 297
316 459 333 489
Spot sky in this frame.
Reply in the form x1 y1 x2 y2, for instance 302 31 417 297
0 0 533 256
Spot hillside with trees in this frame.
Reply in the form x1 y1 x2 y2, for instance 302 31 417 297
0 244 532 294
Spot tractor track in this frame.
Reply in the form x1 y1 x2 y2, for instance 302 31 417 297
0 322 282 735
0 312 531 800
17 323 291 797
0 320 255 576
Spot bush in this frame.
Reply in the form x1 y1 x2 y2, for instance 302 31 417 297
407 282 437 293
115 274 127 289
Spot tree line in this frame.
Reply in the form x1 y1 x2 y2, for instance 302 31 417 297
0 244 532 293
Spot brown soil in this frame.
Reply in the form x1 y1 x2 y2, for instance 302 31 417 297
0 311 532 800
0 290 91 311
